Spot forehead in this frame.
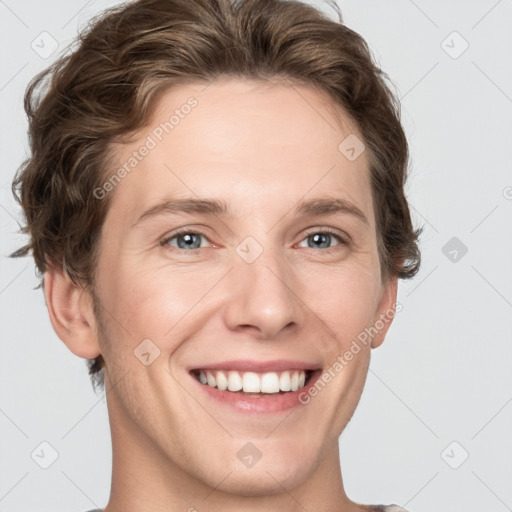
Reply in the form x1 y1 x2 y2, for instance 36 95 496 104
103 77 373 227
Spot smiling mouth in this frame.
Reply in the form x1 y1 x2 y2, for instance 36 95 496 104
190 368 314 396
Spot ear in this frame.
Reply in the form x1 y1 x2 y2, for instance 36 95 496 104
370 276 399 349
44 266 101 359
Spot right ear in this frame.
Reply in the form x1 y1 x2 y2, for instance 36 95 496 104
44 267 101 359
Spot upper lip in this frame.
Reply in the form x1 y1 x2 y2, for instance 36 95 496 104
187 359 322 373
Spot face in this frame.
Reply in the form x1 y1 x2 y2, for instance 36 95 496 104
90 77 397 495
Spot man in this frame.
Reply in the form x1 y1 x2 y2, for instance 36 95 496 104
12 0 421 510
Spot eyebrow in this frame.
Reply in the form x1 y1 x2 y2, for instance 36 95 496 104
131 196 369 228
296 197 368 225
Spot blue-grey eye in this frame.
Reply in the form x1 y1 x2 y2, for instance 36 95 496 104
299 232 342 249
167 232 205 250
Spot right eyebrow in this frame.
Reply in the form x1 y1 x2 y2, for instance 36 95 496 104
131 198 230 229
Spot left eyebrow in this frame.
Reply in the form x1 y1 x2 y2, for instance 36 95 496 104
294 197 369 226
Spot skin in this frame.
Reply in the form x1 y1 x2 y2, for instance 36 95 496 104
45 77 398 512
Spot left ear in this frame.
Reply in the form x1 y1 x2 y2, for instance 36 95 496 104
43 266 101 359
370 276 399 349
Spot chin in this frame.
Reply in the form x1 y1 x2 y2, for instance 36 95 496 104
217 463 311 497
202 441 319 496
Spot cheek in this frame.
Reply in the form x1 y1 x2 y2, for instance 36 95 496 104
299 263 381 347
97 260 220 353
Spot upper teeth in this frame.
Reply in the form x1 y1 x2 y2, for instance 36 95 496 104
196 369 308 393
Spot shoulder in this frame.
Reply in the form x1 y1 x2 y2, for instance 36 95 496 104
362 505 411 512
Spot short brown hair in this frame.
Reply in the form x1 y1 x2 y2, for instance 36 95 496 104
11 0 421 391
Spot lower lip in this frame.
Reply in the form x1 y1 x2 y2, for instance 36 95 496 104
189 370 322 413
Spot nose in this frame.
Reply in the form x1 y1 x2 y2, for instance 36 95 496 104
223 247 303 340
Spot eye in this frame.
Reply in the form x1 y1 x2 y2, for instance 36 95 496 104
161 230 209 251
297 229 347 251
160 227 349 254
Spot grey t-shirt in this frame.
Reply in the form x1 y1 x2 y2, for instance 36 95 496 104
84 506 410 511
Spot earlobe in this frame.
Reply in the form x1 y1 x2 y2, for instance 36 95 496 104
44 267 101 359
370 276 399 349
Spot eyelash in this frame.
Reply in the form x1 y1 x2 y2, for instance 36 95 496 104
159 227 349 255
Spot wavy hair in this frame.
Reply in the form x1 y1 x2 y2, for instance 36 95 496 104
11 0 422 391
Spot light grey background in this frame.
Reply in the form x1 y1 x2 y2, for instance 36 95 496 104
1 1 511 511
